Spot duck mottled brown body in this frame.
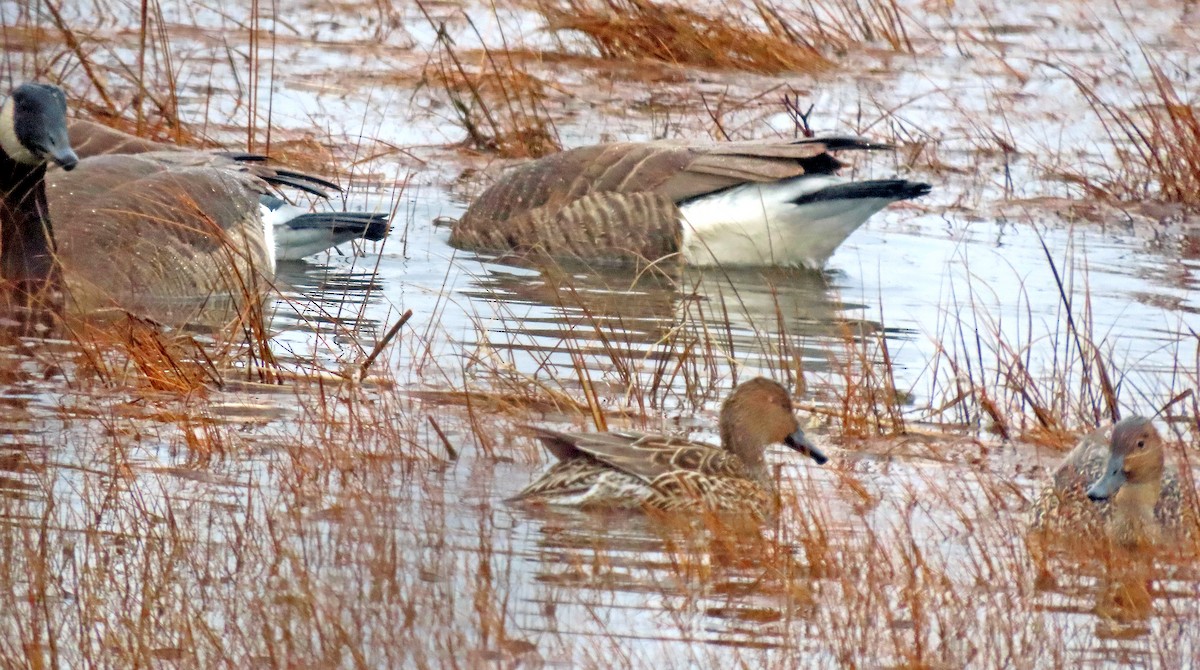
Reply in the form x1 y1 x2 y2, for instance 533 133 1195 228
513 377 827 518
1030 416 1194 548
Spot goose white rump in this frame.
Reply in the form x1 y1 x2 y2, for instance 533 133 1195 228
450 137 932 268
679 175 924 269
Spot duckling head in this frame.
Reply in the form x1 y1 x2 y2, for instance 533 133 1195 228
720 377 827 476
1086 416 1165 502
1 83 78 171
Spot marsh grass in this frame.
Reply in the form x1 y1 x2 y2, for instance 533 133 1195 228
419 4 561 158
2 0 1199 667
5 0 207 145
532 0 831 74
458 256 920 441
528 0 918 77
917 221 1174 447
1043 50 1200 212
801 0 916 53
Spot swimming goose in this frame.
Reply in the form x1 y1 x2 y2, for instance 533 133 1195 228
1030 417 1193 548
0 83 387 317
451 137 931 268
64 117 390 262
512 377 827 518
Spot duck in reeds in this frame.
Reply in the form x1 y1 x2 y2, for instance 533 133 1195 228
450 137 931 269
511 377 828 518
1030 416 1193 548
0 83 388 317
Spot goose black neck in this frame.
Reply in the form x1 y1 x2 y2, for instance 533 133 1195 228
0 152 58 290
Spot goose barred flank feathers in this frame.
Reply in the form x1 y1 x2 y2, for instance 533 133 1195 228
451 137 930 268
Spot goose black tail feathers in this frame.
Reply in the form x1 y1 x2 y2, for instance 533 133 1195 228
791 179 932 206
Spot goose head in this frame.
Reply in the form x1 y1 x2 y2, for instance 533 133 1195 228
1 83 78 171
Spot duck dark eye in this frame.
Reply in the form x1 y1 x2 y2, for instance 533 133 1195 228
1136 440 1146 449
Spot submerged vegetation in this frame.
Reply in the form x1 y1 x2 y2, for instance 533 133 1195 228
0 0 1198 667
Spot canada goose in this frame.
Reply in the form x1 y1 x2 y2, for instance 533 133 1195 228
450 137 931 268
512 377 826 518
0 83 388 318
0 83 77 287
64 117 390 262
1029 417 1193 548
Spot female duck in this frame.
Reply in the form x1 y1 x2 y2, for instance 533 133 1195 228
512 377 827 518
1030 416 1193 547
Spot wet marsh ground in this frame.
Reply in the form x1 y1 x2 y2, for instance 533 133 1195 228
2 0 1200 666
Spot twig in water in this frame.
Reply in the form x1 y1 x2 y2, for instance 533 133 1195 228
361 309 413 377
428 415 459 461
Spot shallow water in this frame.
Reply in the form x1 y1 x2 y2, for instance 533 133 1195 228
3 0 1200 666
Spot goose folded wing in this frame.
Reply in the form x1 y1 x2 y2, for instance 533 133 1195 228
46 153 266 251
67 119 177 158
658 137 884 203
66 120 337 197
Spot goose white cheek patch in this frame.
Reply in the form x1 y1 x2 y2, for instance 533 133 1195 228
0 98 41 166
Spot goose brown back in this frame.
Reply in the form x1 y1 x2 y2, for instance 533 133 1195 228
451 137 929 268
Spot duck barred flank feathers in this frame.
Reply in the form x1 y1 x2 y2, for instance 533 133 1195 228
512 378 827 519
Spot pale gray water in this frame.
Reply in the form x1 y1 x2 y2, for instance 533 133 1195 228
1 0 1199 666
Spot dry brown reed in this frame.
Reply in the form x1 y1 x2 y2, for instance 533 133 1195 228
17 0 207 145
2 0 1198 667
419 4 561 158
1047 52 1200 211
919 222 1146 446
528 0 920 76
826 319 907 436
799 0 917 54
532 0 832 74
454 253 922 446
